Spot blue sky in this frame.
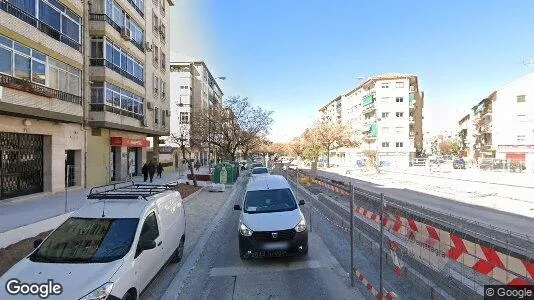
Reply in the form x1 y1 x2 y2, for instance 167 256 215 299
170 1 534 141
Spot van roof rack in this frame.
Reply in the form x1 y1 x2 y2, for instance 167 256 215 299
87 182 175 200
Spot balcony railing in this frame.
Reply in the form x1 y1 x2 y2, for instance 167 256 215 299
1 0 81 51
90 58 144 87
127 0 144 18
89 103 144 120
89 14 144 53
0 73 82 105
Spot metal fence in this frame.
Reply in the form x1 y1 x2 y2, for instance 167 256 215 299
275 165 534 299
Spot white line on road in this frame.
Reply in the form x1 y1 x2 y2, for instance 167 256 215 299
209 258 336 277
161 176 245 300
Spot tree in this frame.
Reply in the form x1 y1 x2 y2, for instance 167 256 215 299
458 129 468 150
168 125 198 186
301 128 324 162
310 120 360 167
190 96 274 161
439 139 461 155
362 150 380 173
288 137 305 158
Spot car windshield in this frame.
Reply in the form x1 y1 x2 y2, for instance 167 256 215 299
252 167 268 174
30 217 139 263
244 188 297 214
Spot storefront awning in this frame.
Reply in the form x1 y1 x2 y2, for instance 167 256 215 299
110 137 149 148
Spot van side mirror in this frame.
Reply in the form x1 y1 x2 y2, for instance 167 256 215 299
234 205 242 211
298 200 305 206
33 239 42 249
139 239 156 251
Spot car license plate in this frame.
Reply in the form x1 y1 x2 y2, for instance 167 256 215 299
263 241 289 251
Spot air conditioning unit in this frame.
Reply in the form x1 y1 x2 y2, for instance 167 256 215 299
147 101 154 110
121 27 131 40
165 110 170 117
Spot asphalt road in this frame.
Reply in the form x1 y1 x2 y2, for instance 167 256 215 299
310 168 534 239
155 176 363 300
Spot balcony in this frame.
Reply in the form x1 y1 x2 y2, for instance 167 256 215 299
1 0 81 51
409 92 416 108
362 103 376 114
127 0 144 18
90 58 144 87
0 73 82 105
481 124 492 133
89 14 144 53
409 116 415 123
89 103 144 120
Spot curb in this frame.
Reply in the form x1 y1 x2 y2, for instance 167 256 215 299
161 176 246 300
0 212 72 248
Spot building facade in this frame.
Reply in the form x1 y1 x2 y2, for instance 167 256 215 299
0 0 85 198
86 0 174 186
456 73 534 168
165 60 223 165
320 74 424 168
0 0 174 200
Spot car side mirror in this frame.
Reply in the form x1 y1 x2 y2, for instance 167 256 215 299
33 239 42 249
298 200 305 206
234 204 242 211
139 239 156 251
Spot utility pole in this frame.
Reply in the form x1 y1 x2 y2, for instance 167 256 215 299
350 182 355 287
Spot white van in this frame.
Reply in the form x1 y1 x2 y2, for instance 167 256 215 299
0 183 186 300
234 175 308 259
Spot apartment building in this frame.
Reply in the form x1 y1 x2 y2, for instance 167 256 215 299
456 73 534 168
87 0 174 185
164 60 223 164
321 73 424 168
0 0 85 199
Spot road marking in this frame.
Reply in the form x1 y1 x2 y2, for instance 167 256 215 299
209 258 336 277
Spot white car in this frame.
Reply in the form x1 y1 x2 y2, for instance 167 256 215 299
234 175 308 259
0 183 186 300
250 166 269 177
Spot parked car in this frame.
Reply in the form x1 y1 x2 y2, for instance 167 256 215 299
452 157 466 169
250 166 269 177
0 183 186 300
234 175 308 259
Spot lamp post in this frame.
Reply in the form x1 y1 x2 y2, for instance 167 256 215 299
208 76 226 172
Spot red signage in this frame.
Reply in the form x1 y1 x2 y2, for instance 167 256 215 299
110 137 150 148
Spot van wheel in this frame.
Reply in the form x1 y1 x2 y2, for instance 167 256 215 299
171 236 185 263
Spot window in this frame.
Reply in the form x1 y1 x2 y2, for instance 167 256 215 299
136 212 159 256
153 13 159 32
161 52 166 69
380 97 391 103
160 24 166 43
39 0 81 43
91 38 104 58
395 126 404 133
517 95 526 103
382 127 390 134
161 81 166 99
160 0 165 15
0 34 81 95
381 83 389 89
382 142 390 147
153 45 159 65
180 112 189 124
396 142 404 148
154 107 159 124
396 82 404 88
153 75 159 94
381 112 389 118
90 82 144 117
244 188 297 214
396 97 404 103
517 135 526 143
396 112 404 117
100 37 144 82
162 110 166 126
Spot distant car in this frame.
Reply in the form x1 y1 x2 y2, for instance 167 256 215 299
252 162 264 169
452 158 466 169
251 167 269 177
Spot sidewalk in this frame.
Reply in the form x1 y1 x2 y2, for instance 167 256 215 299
0 169 199 233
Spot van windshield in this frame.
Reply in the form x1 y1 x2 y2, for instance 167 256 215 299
244 188 297 214
30 217 139 263
252 167 268 174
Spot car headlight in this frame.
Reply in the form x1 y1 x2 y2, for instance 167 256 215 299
239 222 253 236
295 217 307 232
79 282 114 300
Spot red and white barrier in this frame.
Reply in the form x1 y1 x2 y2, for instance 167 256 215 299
353 268 397 300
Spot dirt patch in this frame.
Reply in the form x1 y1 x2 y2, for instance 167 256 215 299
175 183 202 199
0 230 52 276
